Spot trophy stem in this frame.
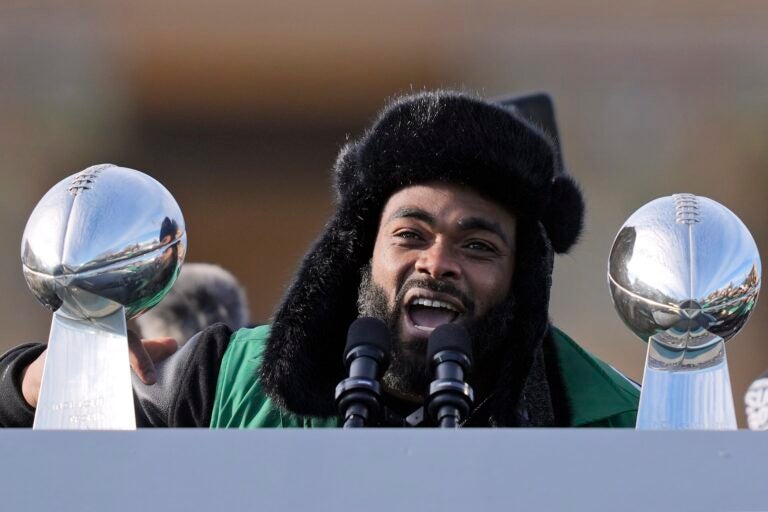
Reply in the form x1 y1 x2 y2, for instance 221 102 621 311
636 336 736 430
33 308 136 430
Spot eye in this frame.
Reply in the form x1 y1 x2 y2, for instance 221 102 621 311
464 240 497 253
394 229 425 242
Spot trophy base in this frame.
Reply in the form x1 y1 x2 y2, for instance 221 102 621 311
636 336 736 430
33 309 136 430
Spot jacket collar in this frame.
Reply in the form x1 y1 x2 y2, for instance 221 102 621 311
549 327 640 427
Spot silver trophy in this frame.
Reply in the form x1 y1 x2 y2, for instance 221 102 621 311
608 194 761 430
21 164 186 429
745 369 768 431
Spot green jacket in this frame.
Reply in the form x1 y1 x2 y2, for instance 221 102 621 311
211 325 639 428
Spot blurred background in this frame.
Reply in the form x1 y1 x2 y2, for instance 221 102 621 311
2 1 766 426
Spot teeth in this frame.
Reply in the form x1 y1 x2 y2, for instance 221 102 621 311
411 297 458 312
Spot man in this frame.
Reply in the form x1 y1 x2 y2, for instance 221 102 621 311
0 90 639 428
131 262 251 346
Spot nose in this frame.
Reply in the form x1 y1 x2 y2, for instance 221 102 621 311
415 240 461 280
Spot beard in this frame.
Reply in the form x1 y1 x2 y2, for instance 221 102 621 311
357 263 516 401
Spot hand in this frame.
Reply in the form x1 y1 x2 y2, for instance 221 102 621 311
21 331 178 408
127 330 178 385
20 350 46 410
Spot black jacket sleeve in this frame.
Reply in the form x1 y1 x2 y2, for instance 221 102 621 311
0 323 233 428
0 343 46 427
133 323 233 427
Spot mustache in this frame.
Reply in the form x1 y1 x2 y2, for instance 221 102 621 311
393 277 475 315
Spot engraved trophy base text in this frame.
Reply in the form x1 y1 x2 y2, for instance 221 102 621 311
33 308 136 430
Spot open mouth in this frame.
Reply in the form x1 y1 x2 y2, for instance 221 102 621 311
406 296 461 332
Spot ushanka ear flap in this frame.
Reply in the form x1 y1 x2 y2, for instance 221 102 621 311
260 201 371 417
487 220 554 426
261 140 378 417
540 174 585 254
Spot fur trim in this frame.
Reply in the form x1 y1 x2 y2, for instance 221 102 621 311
335 90 557 221
260 90 585 422
484 220 553 425
542 175 585 253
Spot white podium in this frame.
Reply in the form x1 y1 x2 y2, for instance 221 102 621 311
0 430 765 511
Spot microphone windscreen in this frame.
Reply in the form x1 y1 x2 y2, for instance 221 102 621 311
427 323 472 365
344 317 391 357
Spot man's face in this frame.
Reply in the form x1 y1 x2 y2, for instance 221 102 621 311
359 182 517 399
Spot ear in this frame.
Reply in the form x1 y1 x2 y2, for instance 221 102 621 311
541 175 585 254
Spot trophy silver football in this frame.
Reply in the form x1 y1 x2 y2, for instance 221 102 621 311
21 164 186 429
608 194 761 430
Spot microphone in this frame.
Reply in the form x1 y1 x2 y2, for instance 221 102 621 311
335 317 391 428
745 369 768 431
426 324 474 428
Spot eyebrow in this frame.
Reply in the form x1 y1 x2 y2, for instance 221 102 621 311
458 217 511 246
388 207 511 246
388 207 436 224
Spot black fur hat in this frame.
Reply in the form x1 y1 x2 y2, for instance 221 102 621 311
261 90 585 421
